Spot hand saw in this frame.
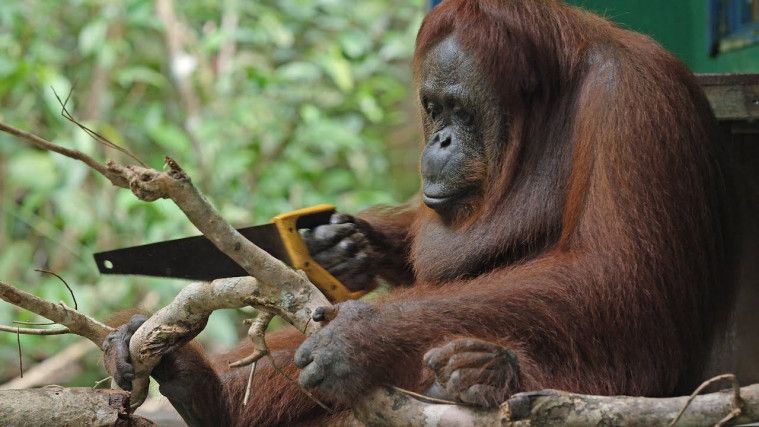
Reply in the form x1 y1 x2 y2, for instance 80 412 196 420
93 204 366 302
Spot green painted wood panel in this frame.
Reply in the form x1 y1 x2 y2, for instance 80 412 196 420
567 0 759 73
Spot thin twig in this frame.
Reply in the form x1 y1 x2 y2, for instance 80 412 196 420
0 325 70 335
236 311 272 406
92 376 112 389
0 281 111 345
716 407 743 427
16 327 23 378
154 0 208 181
390 386 458 405
52 87 146 166
0 121 113 179
13 320 55 326
242 361 257 406
669 373 742 426
716 374 743 427
35 268 78 310
11 270 79 327
229 311 273 368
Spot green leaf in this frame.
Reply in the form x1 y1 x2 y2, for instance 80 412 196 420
358 93 383 122
259 12 294 48
321 46 354 92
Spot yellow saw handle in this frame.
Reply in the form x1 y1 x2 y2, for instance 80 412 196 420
272 204 369 302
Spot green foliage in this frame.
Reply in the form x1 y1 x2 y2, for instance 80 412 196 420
0 0 422 386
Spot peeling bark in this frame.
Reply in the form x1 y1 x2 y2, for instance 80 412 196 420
0 386 155 426
353 384 759 426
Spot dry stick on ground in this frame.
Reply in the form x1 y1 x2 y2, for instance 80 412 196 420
3 120 759 425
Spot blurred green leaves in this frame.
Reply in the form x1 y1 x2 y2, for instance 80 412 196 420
0 0 422 386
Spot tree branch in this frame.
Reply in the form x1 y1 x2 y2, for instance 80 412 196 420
0 386 154 426
124 275 327 406
0 122 128 188
353 383 759 426
0 281 112 345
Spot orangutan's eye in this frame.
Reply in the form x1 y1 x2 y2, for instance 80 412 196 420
424 100 440 120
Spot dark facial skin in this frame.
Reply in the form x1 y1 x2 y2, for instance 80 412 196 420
419 36 502 218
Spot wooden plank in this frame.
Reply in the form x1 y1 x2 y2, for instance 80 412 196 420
697 74 759 86
697 74 759 121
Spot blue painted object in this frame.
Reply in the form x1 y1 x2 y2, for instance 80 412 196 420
709 0 759 55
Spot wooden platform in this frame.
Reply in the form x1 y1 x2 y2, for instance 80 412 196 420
698 74 759 125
